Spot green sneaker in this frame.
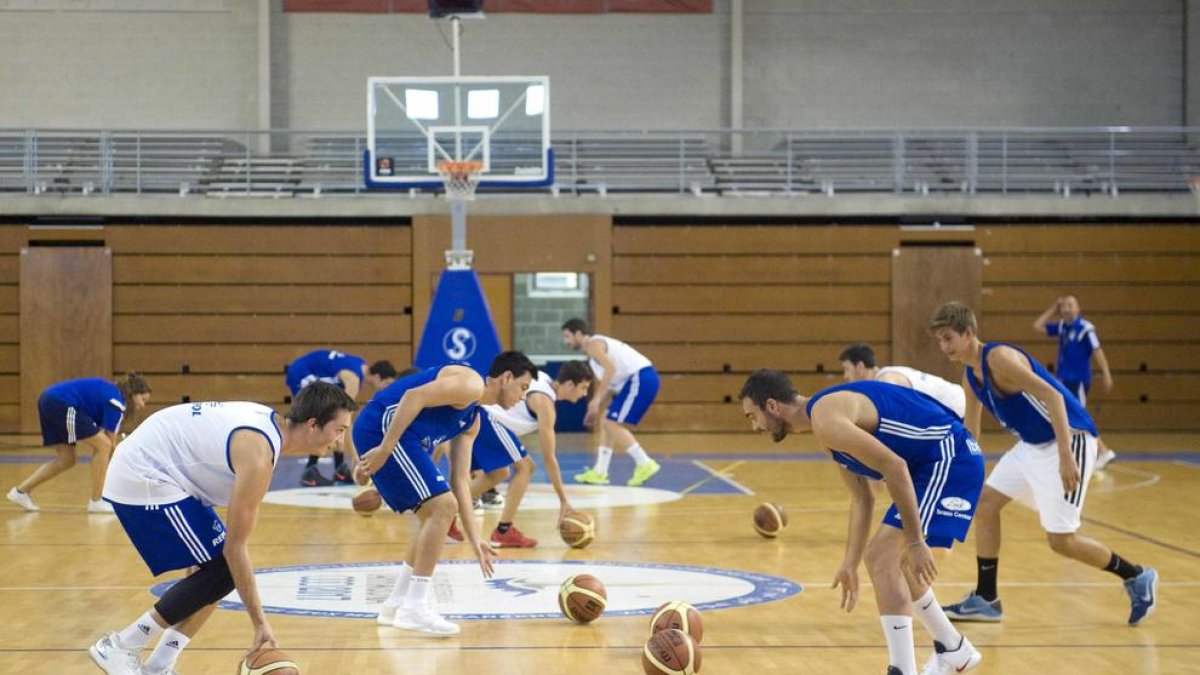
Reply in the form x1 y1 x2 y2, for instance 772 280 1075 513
574 468 610 485
627 459 661 487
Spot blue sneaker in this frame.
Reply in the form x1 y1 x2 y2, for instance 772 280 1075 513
942 592 1003 623
1124 567 1158 626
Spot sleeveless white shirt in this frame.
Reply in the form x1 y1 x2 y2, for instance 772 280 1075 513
589 334 653 392
484 371 556 437
104 402 282 507
877 366 966 419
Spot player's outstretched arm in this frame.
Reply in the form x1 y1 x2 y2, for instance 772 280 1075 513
225 430 277 654
831 465 874 613
961 373 983 439
582 339 615 426
448 420 496 578
527 393 573 520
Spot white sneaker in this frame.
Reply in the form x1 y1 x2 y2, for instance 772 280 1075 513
391 605 461 635
1096 449 1117 471
88 632 143 675
376 603 398 625
7 487 39 512
921 635 982 675
140 667 179 675
88 499 115 514
472 498 484 516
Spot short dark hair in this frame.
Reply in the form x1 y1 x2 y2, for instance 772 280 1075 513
929 301 978 335
554 360 594 385
838 343 876 368
286 381 358 427
739 369 799 410
561 318 590 335
368 360 398 379
116 372 151 400
488 351 539 379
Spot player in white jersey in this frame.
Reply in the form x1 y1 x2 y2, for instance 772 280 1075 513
840 343 967 419
88 383 357 675
562 319 663 487
460 361 594 548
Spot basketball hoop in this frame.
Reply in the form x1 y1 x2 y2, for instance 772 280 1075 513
437 160 484 201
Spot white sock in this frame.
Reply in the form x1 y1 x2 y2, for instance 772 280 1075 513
912 588 961 648
144 628 190 674
385 562 413 607
880 615 917 675
402 575 431 610
593 446 613 475
117 611 163 650
626 442 651 467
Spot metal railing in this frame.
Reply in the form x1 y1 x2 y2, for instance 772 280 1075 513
2 127 1198 197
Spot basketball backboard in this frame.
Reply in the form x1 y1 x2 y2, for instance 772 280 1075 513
365 75 552 190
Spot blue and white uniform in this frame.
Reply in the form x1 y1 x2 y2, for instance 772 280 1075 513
352 366 478 513
37 378 126 447
588 335 659 425
1046 317 1101 405
806 381 985 548
966 342 1099 533
285 350 366 396
102 402 281 576
471 372 555 473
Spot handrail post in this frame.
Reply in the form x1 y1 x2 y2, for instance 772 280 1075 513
892 131 905 193
966 131 978 194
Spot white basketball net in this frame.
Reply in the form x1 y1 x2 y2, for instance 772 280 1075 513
437 161 483 201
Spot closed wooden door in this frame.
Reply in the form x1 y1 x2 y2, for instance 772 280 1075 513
891 245 981 382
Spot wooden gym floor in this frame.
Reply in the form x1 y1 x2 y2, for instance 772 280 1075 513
1 432 1197 674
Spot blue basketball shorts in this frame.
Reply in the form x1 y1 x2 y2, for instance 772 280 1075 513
470 408 528 474
38 393 102 447
606 366 660 426
352 405 450 514
881 428 986 549
109 496 226 576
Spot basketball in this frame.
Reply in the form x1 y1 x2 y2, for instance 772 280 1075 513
650 601 704 644
558 573 607 624
753 502 788 538
559 511 596 548
239 648 299 675
642 628 702 675
352 486 383 516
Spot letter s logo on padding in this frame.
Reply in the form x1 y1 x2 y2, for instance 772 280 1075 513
443 327 477 361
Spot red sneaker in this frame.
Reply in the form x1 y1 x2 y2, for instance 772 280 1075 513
446 519 465 543
490 524 538 548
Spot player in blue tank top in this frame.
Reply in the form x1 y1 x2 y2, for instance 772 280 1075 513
930 302 1156 628
286 349 369 487
741 370 985 675
8 373 151 514
352 351 538 636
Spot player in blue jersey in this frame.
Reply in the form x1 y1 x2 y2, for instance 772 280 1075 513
353 351 538 636
8 373 151 514
285 349 369 487
741 370 985 675
931 302 1156 626
1033 295 1118 469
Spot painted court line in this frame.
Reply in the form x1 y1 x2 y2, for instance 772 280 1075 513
681 460 752 495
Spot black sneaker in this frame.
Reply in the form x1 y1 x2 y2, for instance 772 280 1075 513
333 463 354 485
301 465 334 487
886 668 902 675
481 487 505 509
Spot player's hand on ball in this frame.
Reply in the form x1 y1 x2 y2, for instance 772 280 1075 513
831 564 859 612
247 620 278 657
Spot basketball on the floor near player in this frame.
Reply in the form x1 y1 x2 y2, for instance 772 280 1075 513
239 647 300 675
559 511 596 548
642 628 702 675
352 487 383 516
753 502 787 538
650 600 703 644
558 573 607 623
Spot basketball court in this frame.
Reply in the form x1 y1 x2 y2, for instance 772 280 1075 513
1 431 1198 674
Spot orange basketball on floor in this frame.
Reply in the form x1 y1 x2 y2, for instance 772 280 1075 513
352 486 383 516
753 502 787 538
558 573 607 623
642 628 702 675
239 648 299 675
559 512 595 548
650 600 704 644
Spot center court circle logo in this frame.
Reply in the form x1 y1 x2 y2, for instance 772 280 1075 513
263 483 681 512
442 327 476 361
150 560 801 620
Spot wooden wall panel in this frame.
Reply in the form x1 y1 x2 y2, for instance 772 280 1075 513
114 344 412 375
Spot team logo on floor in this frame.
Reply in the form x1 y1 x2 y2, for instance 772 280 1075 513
149 560 801 620
263 484 682 511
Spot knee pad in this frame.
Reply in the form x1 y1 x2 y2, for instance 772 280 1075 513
153 555 235 625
